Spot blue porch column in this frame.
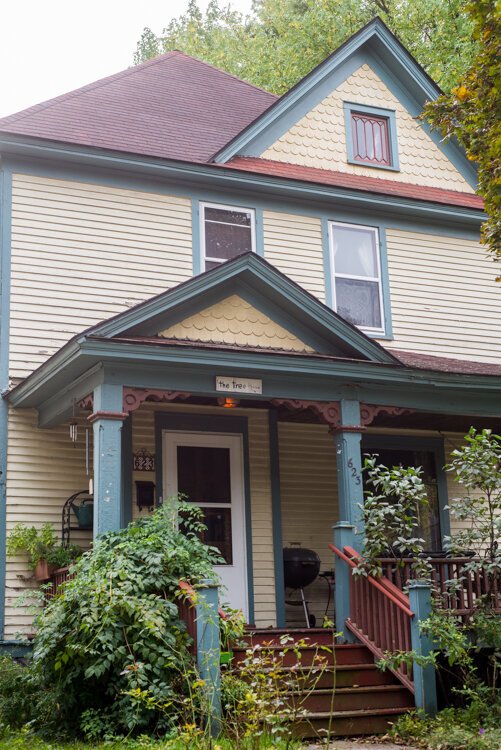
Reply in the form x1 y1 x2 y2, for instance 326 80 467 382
332 399 365 641
409 581 438 715
195 580 221 737
89 384 127 536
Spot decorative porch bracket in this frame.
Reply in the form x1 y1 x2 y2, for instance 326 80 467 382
195 580 221 737
88 384 127 536
409 581 438 715
81 388 191 415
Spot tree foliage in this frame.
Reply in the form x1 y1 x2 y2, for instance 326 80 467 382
134 0 477 95
423 0 501 268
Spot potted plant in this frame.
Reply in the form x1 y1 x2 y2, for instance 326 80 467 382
6 523 81 581
219 606 246 665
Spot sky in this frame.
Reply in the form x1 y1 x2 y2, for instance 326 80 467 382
0 0 254 118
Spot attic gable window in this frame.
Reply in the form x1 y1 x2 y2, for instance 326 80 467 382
201 202 256 271
344 103 399 171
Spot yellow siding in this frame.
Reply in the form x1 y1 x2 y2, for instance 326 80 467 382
278 422 338 627
4 409 91 638
131 402 277 627
159 294 314 352
10 174 193 379
262 64 473 193
381 229 501 363
263 211 325 302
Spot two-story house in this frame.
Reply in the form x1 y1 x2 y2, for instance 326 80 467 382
0 17 499 674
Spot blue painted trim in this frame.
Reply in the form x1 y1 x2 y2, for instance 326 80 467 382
92 384 123 536
195 580 221 734
362 434 450 548
1 144 482 227
343 101 400 172
255 207 264 257
378 226 393 340
0 640 32 657
0 166 12 639
121 416 133 527
154 411 255 625
321 218 334 309
408 581 437 715
268 410 285 627
333 522 356 643
192 199 201 276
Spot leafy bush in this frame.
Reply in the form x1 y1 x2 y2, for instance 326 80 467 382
391 705 501 750
6 523 81 571
0 656 60 736
31 501 221 738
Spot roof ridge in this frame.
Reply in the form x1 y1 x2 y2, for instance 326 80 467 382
0 50 183 127
171 48 276 97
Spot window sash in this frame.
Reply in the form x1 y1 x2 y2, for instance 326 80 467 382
329 221 385 334
201 202 256 270
351 112 391 166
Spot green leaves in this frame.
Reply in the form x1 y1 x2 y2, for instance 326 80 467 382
31 500 219 738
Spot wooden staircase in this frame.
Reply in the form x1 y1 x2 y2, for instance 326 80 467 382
232 628 414 738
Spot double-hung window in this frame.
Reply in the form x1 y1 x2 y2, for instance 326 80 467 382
201 202 256 271
329 221 385 335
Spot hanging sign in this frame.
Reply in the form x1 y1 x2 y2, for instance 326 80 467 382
215 376 262 395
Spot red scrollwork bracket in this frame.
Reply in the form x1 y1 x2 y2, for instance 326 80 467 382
122 388 191 415
271 398 341 430
360 404 414 426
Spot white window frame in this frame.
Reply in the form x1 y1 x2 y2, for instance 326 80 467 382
329 220 385 336
200 201 256 271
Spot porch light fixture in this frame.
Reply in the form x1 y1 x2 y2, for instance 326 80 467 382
218 397 239 408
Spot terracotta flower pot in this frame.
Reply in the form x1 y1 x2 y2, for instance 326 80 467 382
34 559 57 582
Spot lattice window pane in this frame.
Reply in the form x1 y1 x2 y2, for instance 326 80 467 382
351 112 391 166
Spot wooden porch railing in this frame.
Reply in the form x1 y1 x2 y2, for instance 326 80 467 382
378 557 501 623
329 543 415 693
46 566 76 599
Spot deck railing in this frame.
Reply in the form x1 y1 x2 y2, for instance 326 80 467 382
377 557 501 623
329 543 415 693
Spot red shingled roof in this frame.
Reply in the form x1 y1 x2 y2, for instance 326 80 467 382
389 349 501 376
222 157 484 210
0 52 277 163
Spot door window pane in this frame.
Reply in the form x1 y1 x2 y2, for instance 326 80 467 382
200 507 233 564
202 204 255 268
177 446 231 504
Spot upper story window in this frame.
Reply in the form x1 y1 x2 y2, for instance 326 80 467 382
329 221 385 335
201 202 256 271
343 102 399 171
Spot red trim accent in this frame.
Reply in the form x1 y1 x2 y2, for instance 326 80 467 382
223 157 483 210
272 398 341 429
360 404 414 426
87 410 128 423
122 387 191 414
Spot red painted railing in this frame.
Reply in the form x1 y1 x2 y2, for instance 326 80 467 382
329 543 414 693
46 566 75 599
378 557 501 623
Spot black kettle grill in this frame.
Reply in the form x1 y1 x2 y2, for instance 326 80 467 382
283 546 320 628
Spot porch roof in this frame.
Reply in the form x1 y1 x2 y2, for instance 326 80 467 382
6 253 501 425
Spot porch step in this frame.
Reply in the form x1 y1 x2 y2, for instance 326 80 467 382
286 684 414 713
258 663 397 689
291 706 411 737
231 628 415 738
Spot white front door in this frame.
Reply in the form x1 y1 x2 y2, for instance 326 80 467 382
163 430 248 618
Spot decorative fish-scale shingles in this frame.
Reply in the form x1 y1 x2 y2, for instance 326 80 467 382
262 64 474 193
158 295 314 352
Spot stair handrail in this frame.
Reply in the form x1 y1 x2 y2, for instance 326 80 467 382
328 543 413 617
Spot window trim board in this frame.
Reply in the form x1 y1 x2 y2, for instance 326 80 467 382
343 101 400 172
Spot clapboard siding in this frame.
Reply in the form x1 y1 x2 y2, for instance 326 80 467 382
10 174 193 378
379 229 501 363
263 211 325 302
4 408 91 638
278 422 338 627
131 403 277 627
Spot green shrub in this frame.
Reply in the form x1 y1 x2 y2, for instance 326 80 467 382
31 501 221 738
391 704 501 750
0 656 60 735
